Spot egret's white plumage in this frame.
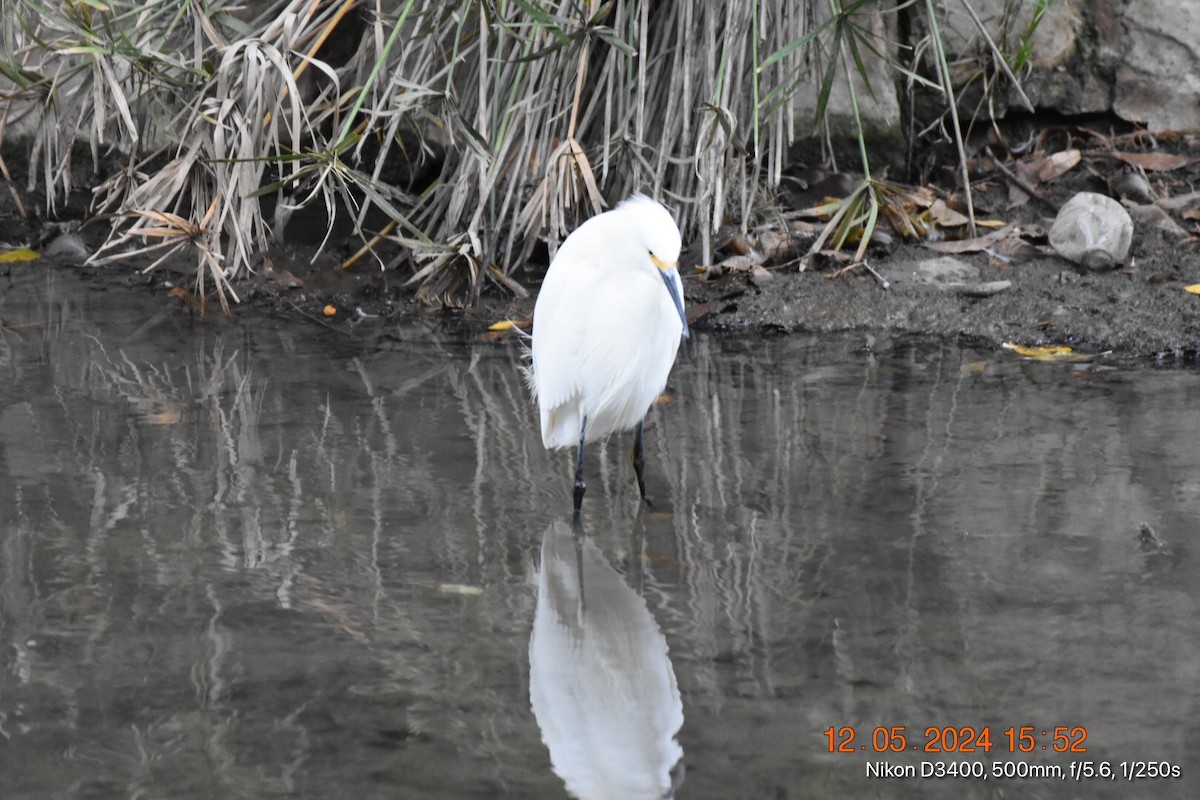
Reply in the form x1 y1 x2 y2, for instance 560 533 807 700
529 194 687 516
529 521 685 799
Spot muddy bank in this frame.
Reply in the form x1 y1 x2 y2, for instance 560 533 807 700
7 208 1200 362
5 156 1200 361
676 229 1200 360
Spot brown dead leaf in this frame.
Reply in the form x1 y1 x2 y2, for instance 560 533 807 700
750 266 775 284
1158 190 1200 211
756 229 799 260
1034 148 1081 182
1127 204 1189 239
167 285 196 314
925 225 1019 254
718 254 758 273
904 186 938 209
1115 152 1196 172
723 231 753 255
927 199 971 227
990 234 1043 262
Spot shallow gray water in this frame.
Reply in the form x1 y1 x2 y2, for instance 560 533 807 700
2 267 1198 799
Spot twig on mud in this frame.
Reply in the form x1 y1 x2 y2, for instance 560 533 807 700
824 259 889 289
861 260 889 289
984 146 1056 212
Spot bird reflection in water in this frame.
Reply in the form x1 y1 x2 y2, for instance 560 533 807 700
529 520 685 799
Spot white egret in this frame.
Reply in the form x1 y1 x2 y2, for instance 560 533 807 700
529 194 688 519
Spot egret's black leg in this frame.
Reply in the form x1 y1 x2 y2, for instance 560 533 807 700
632 419 649 504
573 417 588 521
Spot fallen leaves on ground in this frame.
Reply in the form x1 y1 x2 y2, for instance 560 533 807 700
1115 152 1197 172
1032 148 1082 182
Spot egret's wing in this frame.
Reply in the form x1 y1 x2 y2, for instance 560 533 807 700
532 262 585 406
531 246 609 446
574 268 682 433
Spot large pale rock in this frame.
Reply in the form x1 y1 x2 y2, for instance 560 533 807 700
1112 4 1200 132
787 9 901 139
939 0 1200 132
939 0 1081 70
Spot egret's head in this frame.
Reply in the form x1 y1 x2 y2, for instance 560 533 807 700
617 194 682 269
615 194 689 339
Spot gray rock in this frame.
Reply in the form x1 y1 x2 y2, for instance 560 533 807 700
43 232 92 261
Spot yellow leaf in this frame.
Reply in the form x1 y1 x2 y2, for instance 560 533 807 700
1001 342 1110 362
1184 284 1200 295
975 219 1009 229
488 319 517 331
0 247 40 263
1002 342 1074 358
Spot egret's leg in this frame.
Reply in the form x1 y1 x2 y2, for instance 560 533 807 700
573 417 588 521
632 419 649 503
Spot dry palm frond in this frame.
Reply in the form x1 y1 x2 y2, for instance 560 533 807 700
95 195 234 315
517 136 606 259
805 176 921 266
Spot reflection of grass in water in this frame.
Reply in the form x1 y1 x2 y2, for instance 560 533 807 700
1 327 479 790
2 274 920 769
10 317 1198 793
1 1 1041 306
